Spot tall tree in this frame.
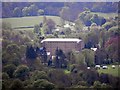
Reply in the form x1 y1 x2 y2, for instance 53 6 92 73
13 7 22 17
22 7 30 16
28 4 38 16
37 9 44 16
59 6 70 21
55 48 67 68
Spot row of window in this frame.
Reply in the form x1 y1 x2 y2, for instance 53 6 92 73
46 42 77 44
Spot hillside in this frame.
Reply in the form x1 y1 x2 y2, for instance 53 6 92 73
2 12 117 30
2 16 62 30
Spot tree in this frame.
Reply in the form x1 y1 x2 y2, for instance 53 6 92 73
82 49 95 67
34 24 40 34
102 21 117 30
31 70 48 81
69 51 86 66
99 30 107 48
13 65 29 80
91 14 106 26
95 48 107 65
40 47 47 63
107 26 120 37
3 64 16 78
64 27 72 37
28 4 38 16
59 6 70 21
13 7 22 17
48 69 71 87
105 36 120 62
2 72 9 80
26 45 37 60
9 79 24 89
93 81 101 88
37 9 44 16
78 11 93 26
55 48 67 68
81 70 99 85
74 19 84 32
101 83 112 88
33 79 55 89
45 19 56 34
77 81 88 86
22 7 30 16
85 32 99 48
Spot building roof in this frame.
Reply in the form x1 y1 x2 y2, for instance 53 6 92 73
41 38 82 43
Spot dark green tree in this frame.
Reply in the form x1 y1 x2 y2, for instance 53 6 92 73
55 48 67 68
9 79 24 89
13 7 22 17
13 65 29 80
33 79 55 89
26 45 37 60
31 70 48 81
3 64 16 78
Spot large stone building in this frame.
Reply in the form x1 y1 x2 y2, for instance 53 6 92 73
41 38 84 56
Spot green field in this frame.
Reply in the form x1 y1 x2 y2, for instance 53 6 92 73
2 12 117 30
92 12 118 19
2 16 62 29
97 65 120 77
64 69 71 74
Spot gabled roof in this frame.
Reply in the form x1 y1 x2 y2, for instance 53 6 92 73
41 38 82 43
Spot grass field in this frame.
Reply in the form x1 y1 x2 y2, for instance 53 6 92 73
2 16 62 29
64 69 71 74
2 12 117 29
91 12 117 19
97 65 120 77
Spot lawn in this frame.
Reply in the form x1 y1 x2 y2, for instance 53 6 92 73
2 16 62 29
64 69 71 74
2 12 117 29
91 12 117 19
97 65 120 77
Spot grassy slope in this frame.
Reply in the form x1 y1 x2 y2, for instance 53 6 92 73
97 65 120 77
2 16 62 29
91 12 117 19
2 12 117 29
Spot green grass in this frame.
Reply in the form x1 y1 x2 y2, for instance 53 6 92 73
13 28 34 31
2 12 117 30
97 65 120 77
91 12 118 19
2 16 62 29
41 28 44 36
64 69 71 74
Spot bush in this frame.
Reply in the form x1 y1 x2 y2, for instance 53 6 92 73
33 79 55 89
2 72 9 80
9 79 24 89
31 70 48 81
3 64 16 78
13 65 29 80
93 81 101 88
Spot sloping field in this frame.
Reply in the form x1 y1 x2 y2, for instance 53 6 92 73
97 65 120 77
2 16 62 29
91 12 117 19
2 12 117 30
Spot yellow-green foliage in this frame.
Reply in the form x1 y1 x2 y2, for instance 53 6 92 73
98 65 120 77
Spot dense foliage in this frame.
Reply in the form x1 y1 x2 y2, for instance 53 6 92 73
2 2 118 19
2 2 120 89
